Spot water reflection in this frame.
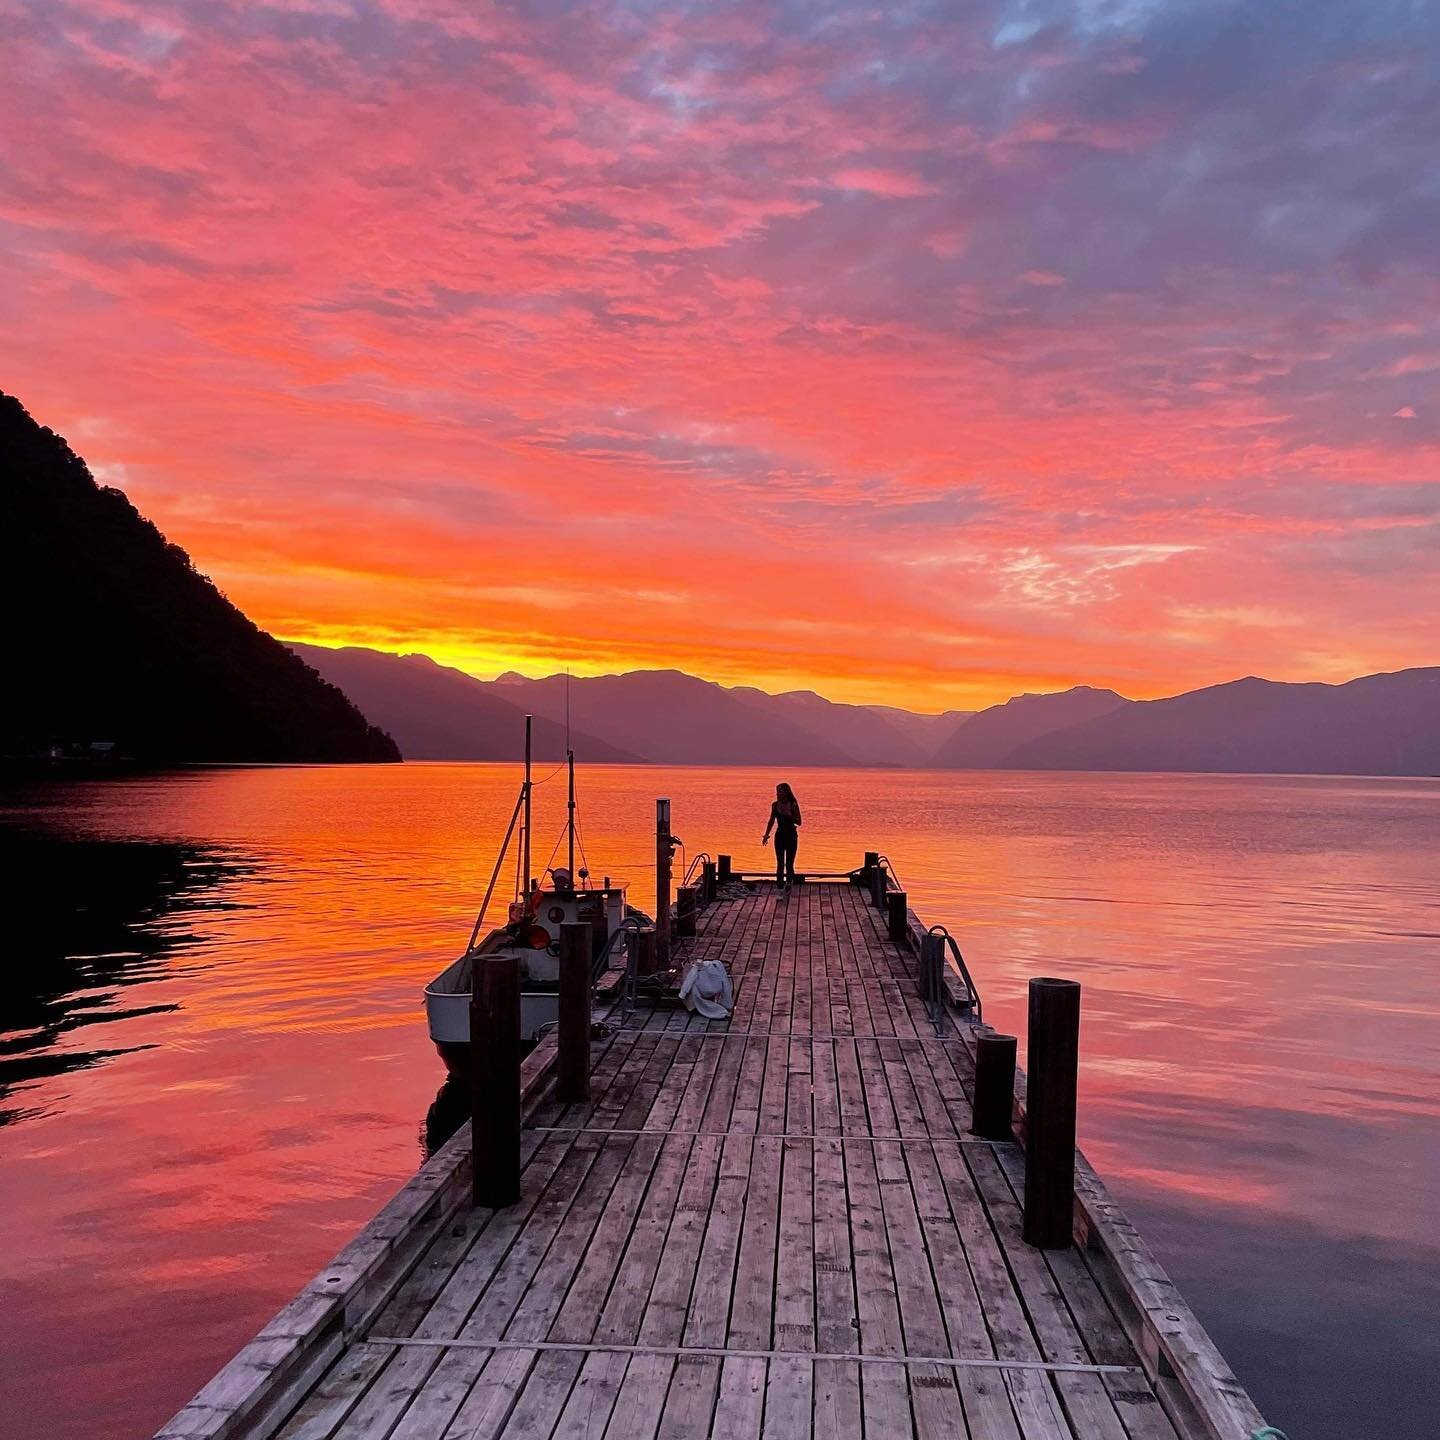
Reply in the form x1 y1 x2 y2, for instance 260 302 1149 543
0 829 248 1125
0 764 1436 1440
424 1074 469 1158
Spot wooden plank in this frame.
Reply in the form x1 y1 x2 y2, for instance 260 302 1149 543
488 1029 694 1439
832 1036 912 1437
851 1027 972 1438
377 1032 669 1440
548 1030 730 1440
597 963 756 1440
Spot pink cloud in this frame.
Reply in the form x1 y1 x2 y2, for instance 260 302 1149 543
829 167 939 198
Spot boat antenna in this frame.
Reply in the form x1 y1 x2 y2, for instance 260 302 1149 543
522 713 533 897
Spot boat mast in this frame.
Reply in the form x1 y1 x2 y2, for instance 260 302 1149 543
522 713 533 896
567 748 576 883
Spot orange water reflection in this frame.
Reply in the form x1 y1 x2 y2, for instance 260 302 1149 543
2 764 1438 1440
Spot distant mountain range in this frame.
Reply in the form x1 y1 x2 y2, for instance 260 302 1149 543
1 393 398 764
288 643 1440 776
1006 669 1440 776
292 647 968 766
286 646 640 763
930 686 1129 768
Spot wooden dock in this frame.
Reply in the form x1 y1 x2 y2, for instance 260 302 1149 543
157 875 1269 1440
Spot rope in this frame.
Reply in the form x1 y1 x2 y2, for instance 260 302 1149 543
572 804 591 879
541 824 565 881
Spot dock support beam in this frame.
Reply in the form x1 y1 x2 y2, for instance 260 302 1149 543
701 860 717 905
557 922 592 1104
717 854 731 884
887 889 909 944
971 1033 1017 1141
676 885 697 937
656 799 672 971
862 851 879 896
471 953 521 1208
1023 978 1081 1248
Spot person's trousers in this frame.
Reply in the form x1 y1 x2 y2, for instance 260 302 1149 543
774 830 798 884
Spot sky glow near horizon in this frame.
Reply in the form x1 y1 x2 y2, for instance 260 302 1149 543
3 0 1438 710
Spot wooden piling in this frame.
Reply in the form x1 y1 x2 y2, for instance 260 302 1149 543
971 1032 1017 1141
556 921 592 1104
471 952 521 1208
886 888 909 944
701 860 717 904
676 884 697 936
631 924 657 976
871 861 887 909
1023 977 1081 1248
862 850 879 891
655 799 672 970
717 853 731 884
919 930 943 1018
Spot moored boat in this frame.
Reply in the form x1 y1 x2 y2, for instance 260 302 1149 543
424 719 635 1071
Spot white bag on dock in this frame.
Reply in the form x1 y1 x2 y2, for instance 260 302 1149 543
678 959 733 1019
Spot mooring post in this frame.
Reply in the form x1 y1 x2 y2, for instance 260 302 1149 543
557 921 592 1104
471 952 521 1208
656 799 672 970
631 924 657 976
701 860 717 904
887 888 909 944
871 859 887 909
919 930 944 1018
717 853 732 884
971 1032 1018 1141
1023 977 1081 1248
676 884 697 937
862 850 879 892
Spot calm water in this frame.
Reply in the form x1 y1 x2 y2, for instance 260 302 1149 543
2 764 1438 1438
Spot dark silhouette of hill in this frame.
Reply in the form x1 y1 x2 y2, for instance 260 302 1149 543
933 686 1131 768
288 645 639 762
1 392 398 764
487 670 857 765
1006 669 1440 775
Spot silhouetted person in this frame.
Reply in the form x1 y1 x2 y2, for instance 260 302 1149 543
763 782 802 889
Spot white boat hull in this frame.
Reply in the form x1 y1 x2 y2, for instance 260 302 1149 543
424 884 631 1065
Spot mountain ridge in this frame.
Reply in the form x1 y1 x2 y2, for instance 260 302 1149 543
1 393 399 765
290 643 1440 776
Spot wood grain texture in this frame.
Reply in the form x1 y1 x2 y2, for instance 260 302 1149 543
157 880 1265 1440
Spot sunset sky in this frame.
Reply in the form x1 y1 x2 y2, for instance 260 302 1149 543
4 0 1437 710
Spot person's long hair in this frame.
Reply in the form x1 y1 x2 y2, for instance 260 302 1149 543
775 781 798 814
